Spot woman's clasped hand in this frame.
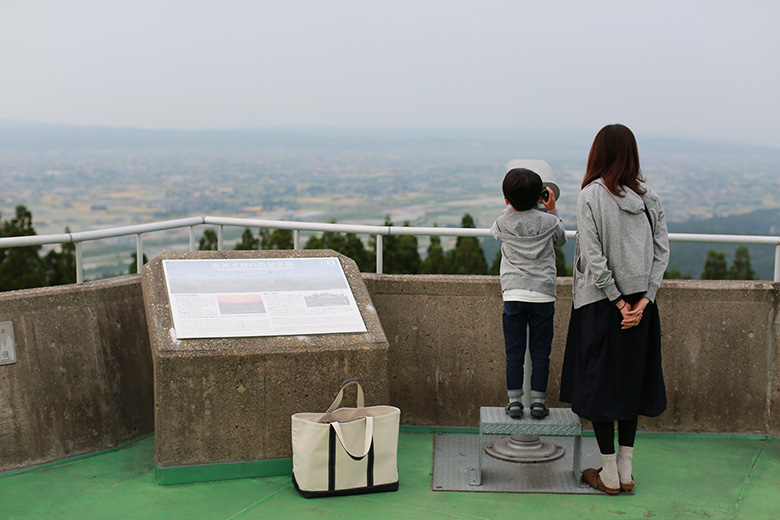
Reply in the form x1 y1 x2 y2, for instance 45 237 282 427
618 297 650 329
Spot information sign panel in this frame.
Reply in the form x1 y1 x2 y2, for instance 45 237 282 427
162 257 367 339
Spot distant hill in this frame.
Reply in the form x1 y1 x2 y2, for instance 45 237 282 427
0 120 356 150
2 120 779 158
0 120 576 151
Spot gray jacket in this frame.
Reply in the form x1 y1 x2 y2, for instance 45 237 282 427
573 179 670 309
490 207 567 297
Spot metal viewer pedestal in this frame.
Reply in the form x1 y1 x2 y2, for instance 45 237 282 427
469 407 583 487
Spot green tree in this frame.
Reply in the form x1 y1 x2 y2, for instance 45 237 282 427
267 229 293 250
664 264 692 280
446 214 487 275
375 216 398 272
378 218 421 274
258 228 271 249
342 233 373 272
727 245 757 280
320 227 347 253
305 222 373 271
304 234 324 250
234 228 260 250
44 228 77 286
373 215 422 274
555 248 570 276
392 222 421 274
701 249 727 280
489 248 501 276
128 252 149 274
198 229 218 250
422 233 448 274
0 205 46 291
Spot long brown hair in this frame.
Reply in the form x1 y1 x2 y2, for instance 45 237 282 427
581 124 645 196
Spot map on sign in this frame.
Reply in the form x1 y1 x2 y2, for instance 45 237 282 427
162 257 367 339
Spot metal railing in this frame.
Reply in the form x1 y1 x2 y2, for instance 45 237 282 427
1 216 779 283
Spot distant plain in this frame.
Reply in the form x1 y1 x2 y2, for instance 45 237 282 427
1 123 779 280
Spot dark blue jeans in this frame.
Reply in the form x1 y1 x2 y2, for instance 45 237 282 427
503 300 555 394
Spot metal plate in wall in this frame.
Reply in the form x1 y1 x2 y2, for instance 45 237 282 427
432 433 616 494
0 322 15 366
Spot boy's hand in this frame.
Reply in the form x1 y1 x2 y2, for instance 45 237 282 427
541 187 556 211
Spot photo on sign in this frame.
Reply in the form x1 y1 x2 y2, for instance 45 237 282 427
305 293 350 307
217 294 267 315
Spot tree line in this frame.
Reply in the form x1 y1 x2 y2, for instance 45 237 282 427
200 214 495 275
0 205 76 291
0 204 761 292
664 246 758 281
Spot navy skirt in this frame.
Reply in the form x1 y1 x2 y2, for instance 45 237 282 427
559 293 666 422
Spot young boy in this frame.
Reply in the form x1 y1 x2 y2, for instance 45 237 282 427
490 163 567 419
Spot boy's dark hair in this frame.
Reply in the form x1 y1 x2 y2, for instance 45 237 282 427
503 168 543 210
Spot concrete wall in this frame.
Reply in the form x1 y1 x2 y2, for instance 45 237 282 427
0 276 154 473
363 275 780 435
1 274 778 473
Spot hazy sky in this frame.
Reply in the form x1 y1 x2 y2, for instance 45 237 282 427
2 1 779 147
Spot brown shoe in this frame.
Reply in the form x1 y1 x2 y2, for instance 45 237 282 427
582 468 620 495
620 478 635 491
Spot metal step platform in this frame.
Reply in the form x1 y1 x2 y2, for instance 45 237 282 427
471 406 583 487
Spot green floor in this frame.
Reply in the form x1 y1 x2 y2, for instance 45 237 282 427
2 432 779 520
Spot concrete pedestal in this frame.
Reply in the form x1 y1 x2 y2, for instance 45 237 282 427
142 250 389 485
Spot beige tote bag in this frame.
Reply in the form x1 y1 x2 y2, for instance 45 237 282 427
291 378 400 498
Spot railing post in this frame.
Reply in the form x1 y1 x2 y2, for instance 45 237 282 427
294 229 301 250
218 226 224 251
75 242 83 284
136 234 143 274
376 234 383 274
189 226 195 251
775 243 780 283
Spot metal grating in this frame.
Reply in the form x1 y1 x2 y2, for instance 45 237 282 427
480 406 582 436
432 433 633 494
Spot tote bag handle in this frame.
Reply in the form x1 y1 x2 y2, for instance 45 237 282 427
330 416 374 460
324 378 365 415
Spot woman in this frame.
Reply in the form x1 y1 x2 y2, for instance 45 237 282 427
560 124 669 494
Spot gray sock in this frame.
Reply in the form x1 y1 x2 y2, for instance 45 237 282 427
507 389 523 403
600 453 619 489
617 446 634 484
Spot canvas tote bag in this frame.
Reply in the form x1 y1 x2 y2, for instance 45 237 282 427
291 378 400 498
